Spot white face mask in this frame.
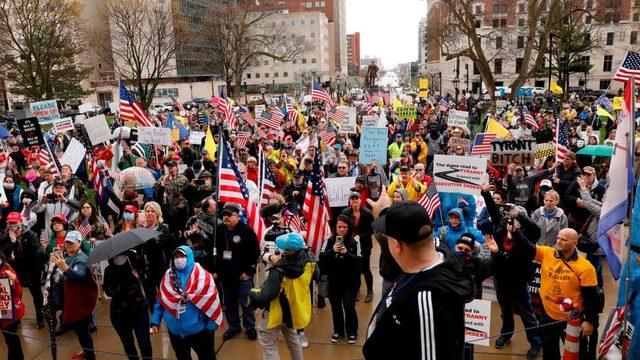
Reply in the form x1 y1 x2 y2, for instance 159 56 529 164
174 257 187 270
21 198 32 205
113 255 127 266
4 183 14 190
204 179 212 187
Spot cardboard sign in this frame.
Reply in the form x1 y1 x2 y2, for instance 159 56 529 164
448 110 469 128
17 117 44 147
360 126 388 164
324 176 357 207
189 131 206 146
396 106 417 120
433 155 486 195
30 100 60 124
448 137 471 153
138 126 172 146
78 103 93 114
254 104 266 118
83 115 112 146
337 106 357 133
362 115 379 127
529 261 543 317
464 299 491 346
52 117 74 134
490 139 536 166
59 138 86 173
481 277 497 302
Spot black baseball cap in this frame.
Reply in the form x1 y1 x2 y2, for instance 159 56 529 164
52 179 65 187
349 191 360 199
372 201 433 244
165 160 177 167
293 169 304 178
399 165 410 172
221 203 242 215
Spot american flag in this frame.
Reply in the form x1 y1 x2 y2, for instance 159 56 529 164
556 118 569 162
365 90 376 106
259 152 276 206
236 131 251 148
598 305 628 359
613 51 640 86
218 138 265 242
319 128 336 146
284 210 307 233
119 81 155 127
170 96 185 112
216 97 237 130
417 181 441 220
379 90 391 105
88 152 104 198
258 110 282 130
327 107 346 124
522 106 539 131
312 81 335 107
76 219 92 239
158 262 223 326
285 97 298 126
471 133 497 156
302 149 332 255
38 148 61 175
238 106 256 127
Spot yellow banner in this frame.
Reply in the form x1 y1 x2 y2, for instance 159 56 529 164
419 78 429 98
613 97 623 110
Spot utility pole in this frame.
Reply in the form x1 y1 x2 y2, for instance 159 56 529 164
548 34 554 92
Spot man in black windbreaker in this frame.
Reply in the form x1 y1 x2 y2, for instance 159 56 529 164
365 201 475 360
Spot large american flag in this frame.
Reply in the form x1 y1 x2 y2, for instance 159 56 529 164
119 81 155 127
216 97 238 130
285 97 298 126
471 133 497 156
613 51 640 86
522 106 539 131
417 181 441 220
302 150 332 255
259 152 276 206
379 90 391 105
258 109 282 130
327 107 346 124
170 96 185 112
236 131 251 148
365 90 376 106
218 138 265 242
556 118 569 162
312 81 335 107
319 128 336 146
238 106 256 127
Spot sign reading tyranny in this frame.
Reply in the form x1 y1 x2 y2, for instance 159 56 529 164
490 139 536 166
0 277 14 320
433 155 486 195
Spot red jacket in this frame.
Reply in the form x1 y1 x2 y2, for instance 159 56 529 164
0 265 25 328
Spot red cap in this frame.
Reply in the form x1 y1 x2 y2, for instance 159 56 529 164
124 205 138 213
51 214 68 224
6 212 21 224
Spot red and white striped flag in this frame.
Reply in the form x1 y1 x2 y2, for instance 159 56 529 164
522 106 539 131
302 150 331 255
119 81 155 127
555 118 569 162
285 97 298 125
259 152 276 206
216 98 237 130
471 133 497 156
236 131 251 149
76 219 92 239
319 129 336 146
158 262 223 326
258 109 282 130
238 107 256 127
38 148 60 176
327 107 346 124
417 181 441 220
312 81 335 107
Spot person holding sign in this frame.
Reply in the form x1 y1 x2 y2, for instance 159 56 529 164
0 253 25 360
386 166 426 201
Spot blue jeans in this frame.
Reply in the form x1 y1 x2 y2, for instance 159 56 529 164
221 278 255 330
495 276 542 346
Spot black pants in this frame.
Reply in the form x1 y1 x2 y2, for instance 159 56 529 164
70 315 95 360
111 308 153 360
2 322 24 360
359 251 373 293
28 270 44 323
168 329 216 360
328 285 358 336
540 312 598 360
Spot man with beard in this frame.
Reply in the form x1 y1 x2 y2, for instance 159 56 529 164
504 163 556 210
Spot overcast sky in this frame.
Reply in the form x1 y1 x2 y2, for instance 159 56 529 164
346 0 427 69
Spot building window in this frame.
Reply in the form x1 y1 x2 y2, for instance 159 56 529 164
475 5 481 14
603 55 613 72
256 73 260 78
581 56 590 65
315 1 320 6
154 88 179 97
473 63 480 75
305 2 311 7
585 15 592 24
300 20 305 25
310 32 315 38
492 4 500 13
311 58 317 63
492 19 499 28
310 19 315 24
496 36 503 49
518 3 526 12
517 36 524 48
475 19 481 28
586 0 594 8
293 59 297 64
500 18 507 27
302 58 307 64
634 13 639 22
283 72 288 77
606 32 614 45
291 20 295 25
599 80 611 90
515 58 523 72
265 73 269 78
518 18 525 26
274 72 279 78
632 31 638 45
263 60 269 65
495 59 502 74
246 73 251 79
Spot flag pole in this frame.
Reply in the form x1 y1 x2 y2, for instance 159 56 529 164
43 132 60 175
212 130 224 272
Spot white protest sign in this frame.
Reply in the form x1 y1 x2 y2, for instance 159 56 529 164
30 100 60 124
338 106 357 133
465 299 491 346
447 110 469 128
378 110 388 126
52 117 74 134
188 131 206 145
360 126 388 164
59 138 86 173
362 115 379 127
83 115 112 145
0 277 13 320
496 100 508 111
78 103 93 114
138 126 172 146
481 277 497 301
109 102 118 112
324 176 356 207
74 114 86 124
254 105 266 118
433 155 486 195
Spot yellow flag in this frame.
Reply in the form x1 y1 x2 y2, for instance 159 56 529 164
378 97 384 108
393 97 403 112
297 105 306 130
486 119 511 138
596 107 615 120
171 128 180 141
550 80 564 95
613 97 623 110
339 97 344 106
204 126 217 156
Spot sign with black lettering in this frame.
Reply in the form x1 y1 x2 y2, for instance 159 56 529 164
0 277 14 320
490 139 536 166
17 117 44 148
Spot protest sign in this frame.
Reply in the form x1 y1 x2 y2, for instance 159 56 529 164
433 155 486 195
138 126 172 146
613 97 623 111
324 176 356 207
0 277 13 320
338 106 357 133
74 114 86 124
529 261 543 317
447 110 469 129
362 115 378 127
109 102 118 112
188 131 204 146
78 103 93 114
490 139 536 166
83 115 112 146
448 137 471 153
360 126 388 164
59 138 86 173
396 106 417 120
17 117 44 147
52 117 74 134
481 277 497 302
30 100 60 124
254 104 266 118
419 78 429 98
464 299 491 346
496 100 508 111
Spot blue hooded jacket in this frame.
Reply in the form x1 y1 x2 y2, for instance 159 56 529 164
151 245 219 338
435 208 484 251
433 192 477 229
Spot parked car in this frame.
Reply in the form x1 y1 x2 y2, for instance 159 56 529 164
163 102 175 112
183 101 199 111
531 87 546 95
193 98 209 106
151 104 172 112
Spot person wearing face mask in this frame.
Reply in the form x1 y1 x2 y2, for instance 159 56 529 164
115 205 139 233
0 253 26 360
0 176 22 230
150 246 221 360
435 208 484 251
103 251 153 360
0 212 44 328
17 189 37 231
182 171 216 210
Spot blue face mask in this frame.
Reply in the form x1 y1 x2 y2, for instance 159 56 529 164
455 250 471 262
123 212 135 221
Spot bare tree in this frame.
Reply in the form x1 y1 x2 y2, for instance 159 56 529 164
197 0 311 97
0 0 91 101
98 0 186 109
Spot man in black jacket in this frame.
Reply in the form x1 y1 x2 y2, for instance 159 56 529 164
366 201 475 360
562 166 605 231
214 203 260 341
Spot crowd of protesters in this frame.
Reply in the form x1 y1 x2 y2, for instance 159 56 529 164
0 86 622 360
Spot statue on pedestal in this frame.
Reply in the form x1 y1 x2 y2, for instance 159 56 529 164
365 61 379 87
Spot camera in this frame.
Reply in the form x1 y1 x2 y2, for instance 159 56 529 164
194 179 205 186
46 193 58 201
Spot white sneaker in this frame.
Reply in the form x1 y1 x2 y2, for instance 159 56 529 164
299 332 309 348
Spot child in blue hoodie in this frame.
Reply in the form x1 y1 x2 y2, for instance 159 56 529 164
436 208 484 250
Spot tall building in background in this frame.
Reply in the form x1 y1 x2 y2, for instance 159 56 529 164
347 32 361 76
418 17 427 76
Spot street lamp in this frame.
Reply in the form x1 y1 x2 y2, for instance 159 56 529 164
260 84 266 101
452 77 460 102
